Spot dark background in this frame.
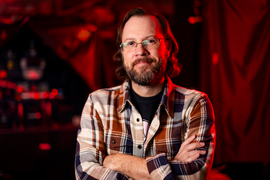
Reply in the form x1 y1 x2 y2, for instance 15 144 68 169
0 0 269 179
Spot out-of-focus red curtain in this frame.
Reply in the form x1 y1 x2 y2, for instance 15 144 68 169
62 34 120 91
28 22 121 91
200 0 270 164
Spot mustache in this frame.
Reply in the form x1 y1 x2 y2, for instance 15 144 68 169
132 58 155 67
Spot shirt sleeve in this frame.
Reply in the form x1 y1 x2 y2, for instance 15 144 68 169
146 94 216 180
75 95 129 180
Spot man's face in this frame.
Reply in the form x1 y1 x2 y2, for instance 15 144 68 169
121 15 170 86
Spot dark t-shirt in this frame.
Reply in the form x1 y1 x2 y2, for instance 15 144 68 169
130 87 163 140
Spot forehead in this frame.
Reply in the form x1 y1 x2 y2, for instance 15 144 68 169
122 15 163 41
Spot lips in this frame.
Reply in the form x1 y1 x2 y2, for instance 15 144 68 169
132 58 154 67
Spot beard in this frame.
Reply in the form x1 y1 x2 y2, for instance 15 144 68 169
124 57 166 86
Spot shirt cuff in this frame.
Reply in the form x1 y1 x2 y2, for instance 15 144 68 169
146 153 175 180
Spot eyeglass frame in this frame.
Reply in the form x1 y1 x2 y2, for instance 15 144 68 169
119 37 170 51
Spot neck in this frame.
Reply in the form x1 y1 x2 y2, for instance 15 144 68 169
131 77 165 97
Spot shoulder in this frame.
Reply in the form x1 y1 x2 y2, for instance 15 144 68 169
166 77 208 99
175 85 207 97
173 85 210 105
88 84 122 103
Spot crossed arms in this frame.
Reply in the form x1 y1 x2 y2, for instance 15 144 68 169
103 135 207 179
75 92 215 180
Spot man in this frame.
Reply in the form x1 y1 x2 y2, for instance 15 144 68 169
75 8 215 180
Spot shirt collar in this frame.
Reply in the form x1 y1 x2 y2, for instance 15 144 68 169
117 80 131 113
117 76 175 118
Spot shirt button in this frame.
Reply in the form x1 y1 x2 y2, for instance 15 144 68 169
138 145 142 149
136 118 140 122
112 139 116 144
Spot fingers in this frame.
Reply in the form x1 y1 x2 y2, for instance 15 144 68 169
174 148 206 162
182 135 197 146
189 150 206 157
184 150 206 162
182 135 205 149
173 135 207 162
186 141 205 151
182 135 205 152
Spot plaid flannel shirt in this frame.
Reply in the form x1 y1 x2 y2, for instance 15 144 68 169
75 77 215 180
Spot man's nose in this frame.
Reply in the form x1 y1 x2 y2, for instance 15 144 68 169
135 43 149 56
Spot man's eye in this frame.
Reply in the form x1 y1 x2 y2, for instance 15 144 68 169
144 39 156 46
148 39 156 43
126 42 135 46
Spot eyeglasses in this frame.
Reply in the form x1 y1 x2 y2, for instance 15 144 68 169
120 37 168 51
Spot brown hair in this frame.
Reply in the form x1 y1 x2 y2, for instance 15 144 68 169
113 7 182 81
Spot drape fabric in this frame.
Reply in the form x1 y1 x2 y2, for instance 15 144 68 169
200 0 270 164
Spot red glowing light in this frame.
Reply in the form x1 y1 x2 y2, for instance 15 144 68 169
34 92 40 100
17 85 23 93
35 112 41 119
7 82 12 89
39 143 51 150
188 16 203 24
0 30 7 40
46 101 52 116
42 91 48 99
0 70 7 78
51 89 58 96
212 52 219 65
76 28 91 42
18 102 23 117
26 70 40 80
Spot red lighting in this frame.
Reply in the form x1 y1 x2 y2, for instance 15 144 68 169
35 112 41 119
51 89 58 96
34 92 40 100
26 70 40 80
17 85 24 93
42 91 48 99
0 30 7 40
7 81 13 89
18 102 23 117
212 52 219 65
76 28 91 42
39 143 51 150
46 101 52 116
188 16 203 24
0 70 7 78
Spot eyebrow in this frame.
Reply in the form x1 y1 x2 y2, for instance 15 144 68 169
123 36 156 42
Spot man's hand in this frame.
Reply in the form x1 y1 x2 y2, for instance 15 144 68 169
103 153 151 180
103 135 205 178
174 135 206 162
